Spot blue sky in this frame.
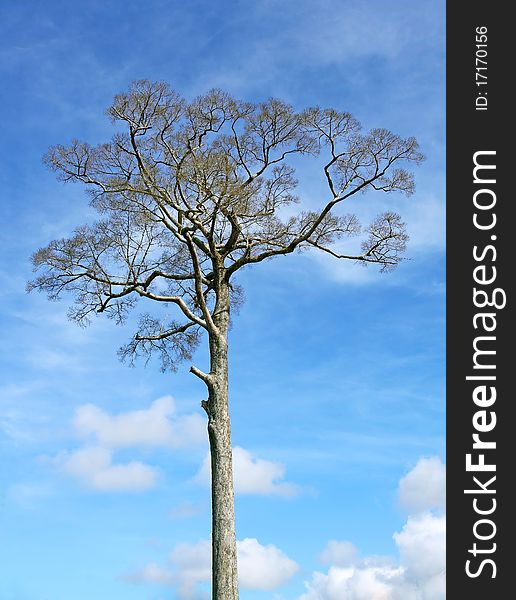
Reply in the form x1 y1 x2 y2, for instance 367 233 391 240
0 1 445 598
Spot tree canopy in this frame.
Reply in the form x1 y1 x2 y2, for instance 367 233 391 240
29 80 423 371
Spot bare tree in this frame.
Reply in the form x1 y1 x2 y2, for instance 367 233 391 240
28 80 423 599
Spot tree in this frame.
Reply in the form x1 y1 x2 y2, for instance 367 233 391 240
28 80 423 599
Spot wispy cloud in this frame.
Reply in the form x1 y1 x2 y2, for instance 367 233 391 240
168 501 206 520
0 381 53 443
302 189 444 288
6 481 54 508
191 0 442 98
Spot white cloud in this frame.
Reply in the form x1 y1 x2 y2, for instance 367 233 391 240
394 513 446 593
169 539 212 598
125 537 298 598
125 539 211 599
398 457 446 513
300 565 402 600
319 540 358 567
73 396 206 449
50 396 206 493
56 446 159 492
300 515 445 599
196 446 299 497
238 538 299 590
299 457 446 599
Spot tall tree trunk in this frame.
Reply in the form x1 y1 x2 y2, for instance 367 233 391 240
204 280 239 599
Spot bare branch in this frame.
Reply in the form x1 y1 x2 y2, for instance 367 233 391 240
118 314 201 372
306 211 408 271
190 365 213 386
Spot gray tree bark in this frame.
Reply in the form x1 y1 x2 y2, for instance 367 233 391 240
202 277 239 599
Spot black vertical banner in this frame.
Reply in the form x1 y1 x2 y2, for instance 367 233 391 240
447 2 513 598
